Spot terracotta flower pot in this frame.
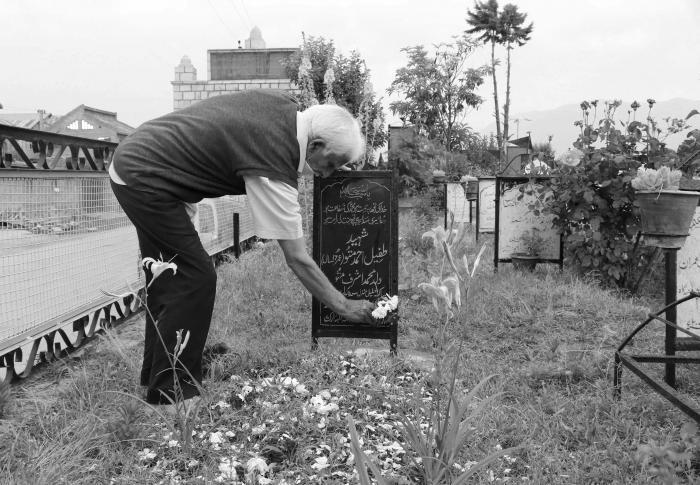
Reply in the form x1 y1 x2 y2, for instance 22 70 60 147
636 189 700 248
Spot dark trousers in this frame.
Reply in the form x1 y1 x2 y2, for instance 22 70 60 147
110 180 217 404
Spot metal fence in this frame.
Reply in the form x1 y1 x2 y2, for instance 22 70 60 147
0 125 255 380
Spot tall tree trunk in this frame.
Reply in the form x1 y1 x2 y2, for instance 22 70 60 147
490 40 501 172
502 44 512 173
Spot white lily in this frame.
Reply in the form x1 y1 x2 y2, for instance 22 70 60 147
462 243 487 278
142 255 178 288
418 275 457 314
421 225 448 247
101 280 140 302
442 275 461 308
174 329 190 358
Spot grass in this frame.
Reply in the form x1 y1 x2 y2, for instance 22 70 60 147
0 209 698 483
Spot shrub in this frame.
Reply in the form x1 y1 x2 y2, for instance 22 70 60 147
532 100 697 291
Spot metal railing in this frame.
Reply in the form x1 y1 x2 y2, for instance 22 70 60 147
0 125 255 381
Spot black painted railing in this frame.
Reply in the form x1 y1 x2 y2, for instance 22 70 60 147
0 124 117 170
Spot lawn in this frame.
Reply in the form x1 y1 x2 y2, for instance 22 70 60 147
0 209 698 484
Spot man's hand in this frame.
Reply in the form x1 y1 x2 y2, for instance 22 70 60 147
278 238 377 325
339 298 376 324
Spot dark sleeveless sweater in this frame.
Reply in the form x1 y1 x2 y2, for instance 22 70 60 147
113 90 300 202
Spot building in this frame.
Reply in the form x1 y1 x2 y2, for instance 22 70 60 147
490 135 534 176
172 27 299 110
0 106 132 168
0 110 54 130
46 105 135 142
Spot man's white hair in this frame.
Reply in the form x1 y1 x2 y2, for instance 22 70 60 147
302 104 365 163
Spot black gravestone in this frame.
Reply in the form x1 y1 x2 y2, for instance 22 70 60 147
312 170 398 353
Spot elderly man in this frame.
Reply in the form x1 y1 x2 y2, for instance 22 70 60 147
109 89 375 409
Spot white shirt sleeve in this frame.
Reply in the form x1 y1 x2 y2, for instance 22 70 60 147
243 176 303 240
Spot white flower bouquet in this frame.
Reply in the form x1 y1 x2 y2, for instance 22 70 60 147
370 294 398 326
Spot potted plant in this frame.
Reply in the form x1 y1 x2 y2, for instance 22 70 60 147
511 228 545 271
631 166 700 248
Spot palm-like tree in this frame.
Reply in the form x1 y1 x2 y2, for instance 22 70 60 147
500 4 533 165
466 0 502 165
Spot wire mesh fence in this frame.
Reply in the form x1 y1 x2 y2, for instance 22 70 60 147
0 171 253 349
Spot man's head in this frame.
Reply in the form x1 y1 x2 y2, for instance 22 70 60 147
300 104 365 177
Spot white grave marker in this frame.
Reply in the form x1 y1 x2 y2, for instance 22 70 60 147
677 206 700 337
446 183 469 223
497 181 560 260
478 178 496 233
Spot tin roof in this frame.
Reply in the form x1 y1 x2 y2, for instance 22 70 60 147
0 112 53 130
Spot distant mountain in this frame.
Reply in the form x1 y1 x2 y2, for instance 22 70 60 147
479 98 700 156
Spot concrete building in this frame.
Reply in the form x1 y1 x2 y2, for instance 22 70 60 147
490 135 534 176
47 105 135 142
172 27 299 110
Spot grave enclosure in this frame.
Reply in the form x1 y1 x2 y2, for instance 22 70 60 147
494 176 563 268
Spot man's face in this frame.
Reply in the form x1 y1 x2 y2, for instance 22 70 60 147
305 140 347 178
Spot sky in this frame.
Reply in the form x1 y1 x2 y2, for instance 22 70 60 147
2 0 699 137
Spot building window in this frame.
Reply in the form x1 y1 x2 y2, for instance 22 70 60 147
67 120 94 130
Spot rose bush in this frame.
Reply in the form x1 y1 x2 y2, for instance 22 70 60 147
532 99 698 290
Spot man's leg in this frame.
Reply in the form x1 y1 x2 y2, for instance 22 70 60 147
111 181 216 404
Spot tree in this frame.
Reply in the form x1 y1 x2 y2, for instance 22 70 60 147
532 136 555 163
500 4 533 168
387 38 489 151
466 1 533 172
466 0 503 162
281 35 387 161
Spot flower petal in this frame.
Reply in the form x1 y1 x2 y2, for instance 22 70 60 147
442 275 461 308
471 244 487 278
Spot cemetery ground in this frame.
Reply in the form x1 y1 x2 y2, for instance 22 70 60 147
1 211 699 484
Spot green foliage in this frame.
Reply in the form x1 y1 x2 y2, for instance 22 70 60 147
281 35 387 154
466 0 503 157
534 101 648 289
499 3 534 167
466 1 534 168
518 228 545 256
534 99 698 290
637 421 700 484
677 126 700 176
400 366 516 484
388 38 489 151
105 401 141 443
391 130 494 195
392 132 445 195
0 380 11 418
347 415 391 485
533 136 556 163
399 210 435 257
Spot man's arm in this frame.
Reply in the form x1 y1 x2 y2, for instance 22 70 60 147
278 237 375 324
